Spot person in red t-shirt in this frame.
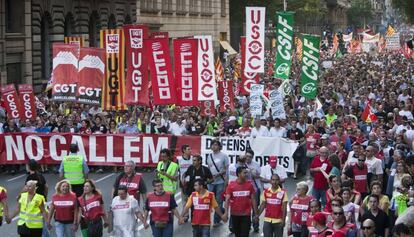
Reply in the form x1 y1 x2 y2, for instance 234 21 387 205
77 179 109 237
224 166 258 237
47 180 78 237
310 146 332 208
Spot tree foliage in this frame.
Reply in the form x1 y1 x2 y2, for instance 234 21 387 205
347 0 373 28
392 0 414 23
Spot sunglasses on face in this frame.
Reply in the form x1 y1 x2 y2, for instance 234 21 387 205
333 212 344 215
361 226 374 230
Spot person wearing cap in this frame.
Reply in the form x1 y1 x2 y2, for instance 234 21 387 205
260 156 287 190
59 143 89 197
112 160 147 204
257 174 288 237
308 212 333 237
251 119 270 138
225 116 240 136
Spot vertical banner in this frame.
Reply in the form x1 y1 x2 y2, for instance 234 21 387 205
218 80 235 112
124 25 150 106
274 11 295 80
240 37 259 95
300 34 321 99
200 100 216 117
51 43 79 102
18 84 37 120
173 38 199 106
1 84 22 120
250 84 264 117
78 47 105 105
64 36 85 47
268 90 286 119
194 35 218 101
100 29 126 110
245 7 265 73
146 38 177 105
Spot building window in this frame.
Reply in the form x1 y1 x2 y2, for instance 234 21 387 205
221 0 226 17
89 11 100 47
41 15 52 81
7 63 22 85
108 14 117 29
189 0 199 15
141 0 159 13
162 0 173 13
176 0 186 15
125 14 132 24
64 13 75 37
5 0 24 33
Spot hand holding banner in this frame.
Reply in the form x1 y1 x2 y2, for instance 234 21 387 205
300 34 321 99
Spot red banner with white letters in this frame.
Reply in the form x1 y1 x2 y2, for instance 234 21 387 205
17 84 36 120
51 43 79 102
240 37 259 95
124 25 150 106
1 84 22 119
218 80 235 112
146 38 177 105
173 39 199 106
78 47 105 106
200 100 216 117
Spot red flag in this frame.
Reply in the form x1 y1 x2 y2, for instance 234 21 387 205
200 100 216 117
51 43 79 102
218 81 235 112
146 38 177 105
124 25 150 106
1 84 22 119
78 47 105 106
173 38 199 106
240 37 259 95
401 43 413 59
18 84 37 120
361 100 378 123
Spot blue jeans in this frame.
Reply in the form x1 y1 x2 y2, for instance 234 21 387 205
192 225 210 237
312 188 327 208
42 220 51 237
151 222 173 237
55 221 75 237
207 183 225 224
252 189 260 230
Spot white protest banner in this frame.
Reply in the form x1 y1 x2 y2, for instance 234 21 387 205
201 136 298 172
250 84 264 116
386 34 400 50
245 7 266 73
269 90 286 119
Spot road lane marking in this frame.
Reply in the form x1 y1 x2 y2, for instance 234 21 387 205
7 174 26 182
95 173 115 183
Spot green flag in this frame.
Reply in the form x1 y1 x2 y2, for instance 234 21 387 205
274 11 295 80
335 48 343 58
300 34 321 99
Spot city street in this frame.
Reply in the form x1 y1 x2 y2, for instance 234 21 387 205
0 169 312 237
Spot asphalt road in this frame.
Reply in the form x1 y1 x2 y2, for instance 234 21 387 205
0 168 312 237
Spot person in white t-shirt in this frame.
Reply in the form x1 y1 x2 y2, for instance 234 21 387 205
251 119 270 138
364 145 384 183
110 185 145 237
269 118 287 138
260 156 287 190
168 115 187 135
177 144 193 221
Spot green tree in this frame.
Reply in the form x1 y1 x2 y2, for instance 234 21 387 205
392 0 414 23
347 0 373 28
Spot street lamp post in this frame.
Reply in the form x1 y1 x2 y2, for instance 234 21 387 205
284 0 287 11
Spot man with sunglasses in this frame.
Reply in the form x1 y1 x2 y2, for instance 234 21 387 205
361 219 376 237
361 194 390 237
343 154 369 199
182 155 213 197
327 206 356 237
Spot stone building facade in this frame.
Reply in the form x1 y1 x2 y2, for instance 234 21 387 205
0 0 229 93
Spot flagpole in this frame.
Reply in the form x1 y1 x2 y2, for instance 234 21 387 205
284 0 287 11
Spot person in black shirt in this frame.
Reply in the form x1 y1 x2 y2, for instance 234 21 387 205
25 159 48 200
182 155 213 196
361 194 390 237
91 115 107 134
225 116 240 136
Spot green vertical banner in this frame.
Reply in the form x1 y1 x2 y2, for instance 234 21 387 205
274 11 295 80
300 34 321 99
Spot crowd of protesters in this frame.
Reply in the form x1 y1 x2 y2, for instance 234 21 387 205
1 40 414 237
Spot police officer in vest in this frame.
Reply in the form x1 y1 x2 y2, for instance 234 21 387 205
59 143 89 197
156 149 179 194
10 180 48 237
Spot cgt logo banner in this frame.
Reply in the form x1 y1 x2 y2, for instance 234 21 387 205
300 34 321 99
100 29 126 110
1 84 22 120
201 136 298 171
78 47 105 106
218 80 235 112
146 38 177 105
173 38 199 106
18 84 37 120
51 43 79 102
240 37 259 95
194 35 217 101
124 25 150 106
245 7 265 73
274 11 295 80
